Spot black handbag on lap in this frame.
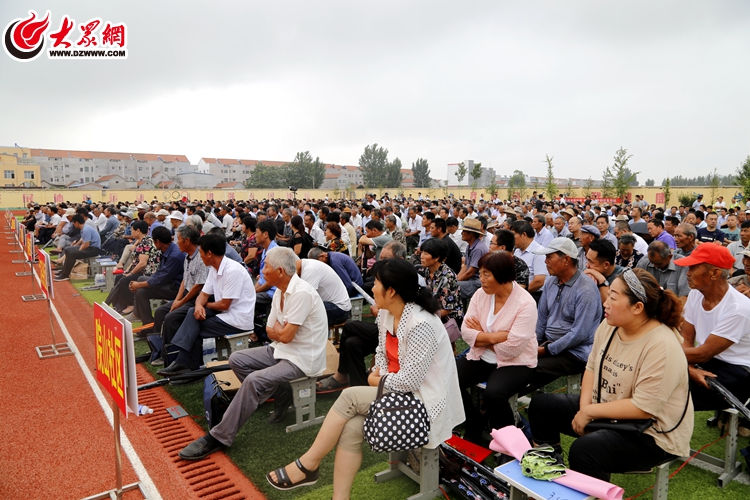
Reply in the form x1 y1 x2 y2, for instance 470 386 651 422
585 327 689 435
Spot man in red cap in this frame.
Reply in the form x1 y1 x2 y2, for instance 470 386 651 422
675 244 750 410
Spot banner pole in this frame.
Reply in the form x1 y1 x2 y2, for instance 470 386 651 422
21 247 45 301
113 399 124 500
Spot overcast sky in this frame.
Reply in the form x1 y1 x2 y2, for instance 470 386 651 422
1 1 748 183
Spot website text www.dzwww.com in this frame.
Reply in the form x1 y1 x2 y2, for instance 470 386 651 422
48 49 128 59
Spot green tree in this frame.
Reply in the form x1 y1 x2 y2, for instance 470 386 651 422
487 179 499 197
662 177 672 208
601 168 614 198
455 162 467 187
565 178 574 197
359 144 390 188
608 147 638 201
543 155 557 200
678 193 694 207
411 158 431 188
582 177 594 199
737 155 750 201
645 178 655 187
285 151 325 189
709 167 721 204
507 170 527 201
469 162 483 189
385 157 403 188
245 162 288 188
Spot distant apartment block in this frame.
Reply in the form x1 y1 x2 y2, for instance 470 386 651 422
0 146 41 187
30 148 192 186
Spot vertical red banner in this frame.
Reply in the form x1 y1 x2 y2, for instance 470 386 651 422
37 249 54 299
25 231 34 261
94 304 127 416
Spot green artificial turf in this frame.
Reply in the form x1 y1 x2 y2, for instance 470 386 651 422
68 279 750 500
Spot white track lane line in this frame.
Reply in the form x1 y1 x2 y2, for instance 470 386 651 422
37 270 162 500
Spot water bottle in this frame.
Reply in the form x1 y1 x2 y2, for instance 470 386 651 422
138 404 153 415
203 337 217 364
94 273 106 287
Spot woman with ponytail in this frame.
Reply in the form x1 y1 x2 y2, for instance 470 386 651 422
266 258 464 497
529 268 694 481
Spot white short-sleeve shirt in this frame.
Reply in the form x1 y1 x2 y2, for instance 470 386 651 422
683 287 750 368
269 274 329 376
201 257 255 330
300 259 351 311
515 240 549 281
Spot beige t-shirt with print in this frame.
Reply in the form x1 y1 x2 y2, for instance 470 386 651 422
585 322 693 457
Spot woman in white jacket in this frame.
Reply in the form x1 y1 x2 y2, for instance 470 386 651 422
267 258 464 498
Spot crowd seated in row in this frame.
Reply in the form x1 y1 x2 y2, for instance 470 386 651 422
33 192 750 490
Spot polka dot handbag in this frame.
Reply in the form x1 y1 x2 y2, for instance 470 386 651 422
363 374 431 453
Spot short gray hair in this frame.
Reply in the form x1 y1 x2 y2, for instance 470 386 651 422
175 224 200 244
386 214 397 225
619 234 636 246
677 223 697 240
647 240 671 260
186 214 203 231
382 240 407 259
307 247 325 260
264 246 299 276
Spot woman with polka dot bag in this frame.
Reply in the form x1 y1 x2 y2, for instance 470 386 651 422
267 258 465 497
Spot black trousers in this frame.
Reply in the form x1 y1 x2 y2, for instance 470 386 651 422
173 308 246 369
529 393 674 481
255 290 273 316
58 246 101 278
38 227 55 245
153 300 196 346
691 357 750 411
406 234 420 254
337 321 379 386
132 277 180 324
525 351 586 394
105 272 143 310
456 357 534 439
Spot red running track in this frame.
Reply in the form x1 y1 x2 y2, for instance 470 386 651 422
0 222 264 500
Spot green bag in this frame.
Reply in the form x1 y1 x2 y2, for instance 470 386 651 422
520 446 567 481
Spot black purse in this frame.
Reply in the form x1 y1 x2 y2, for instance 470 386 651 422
363 374 431 453
585 327 690 435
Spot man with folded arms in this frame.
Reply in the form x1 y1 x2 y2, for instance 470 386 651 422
178 247 327 460
675 245 750 411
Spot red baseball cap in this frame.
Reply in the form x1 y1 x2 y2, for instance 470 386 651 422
673 244 735 269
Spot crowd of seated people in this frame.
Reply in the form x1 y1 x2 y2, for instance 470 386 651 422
32 192 750 491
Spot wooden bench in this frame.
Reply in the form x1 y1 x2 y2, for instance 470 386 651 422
285 376 325 433
374 448 441 500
